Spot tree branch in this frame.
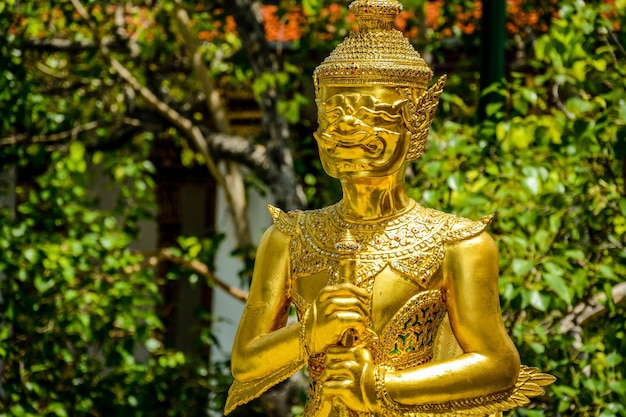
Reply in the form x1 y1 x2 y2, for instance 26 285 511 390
173 0 252 248
558 282 626 349
551 82 575 120
172 0 230 134
207 132 270 178
0 121 100 146
607 28 626 59
226 0 306 211
155 249 248 302
23 38 100 51
71 0 228 188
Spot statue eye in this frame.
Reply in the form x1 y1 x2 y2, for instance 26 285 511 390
354 108 402 127
322 107 344 124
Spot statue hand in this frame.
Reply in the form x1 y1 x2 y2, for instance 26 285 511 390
320 343 380 413
303 283 369 355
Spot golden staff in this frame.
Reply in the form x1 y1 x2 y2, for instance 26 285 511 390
335 228 362 347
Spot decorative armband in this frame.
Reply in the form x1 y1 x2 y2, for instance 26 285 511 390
361 363 381 413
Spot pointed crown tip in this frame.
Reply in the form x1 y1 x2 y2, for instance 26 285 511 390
349 0 403 30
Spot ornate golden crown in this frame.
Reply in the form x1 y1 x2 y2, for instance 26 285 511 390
313 0 433 94
313 0 446 161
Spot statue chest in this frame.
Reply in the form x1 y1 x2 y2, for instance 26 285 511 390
287 203 449 320
287 206 450 370
267 201 491 370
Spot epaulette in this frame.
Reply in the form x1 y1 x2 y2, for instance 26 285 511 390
267 205 299 236
443 213 495 244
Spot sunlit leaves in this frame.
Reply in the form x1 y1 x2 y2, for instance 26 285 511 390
0 131 223 416
410 1 626 414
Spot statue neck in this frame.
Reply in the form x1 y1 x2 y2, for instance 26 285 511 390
337 172 412 221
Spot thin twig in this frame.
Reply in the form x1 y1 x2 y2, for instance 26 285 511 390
70 0 228 186
551 82 574 120
558 282 626 350
156 249 248 302
0 121 99 146
172 0 253 247
607 28 626 58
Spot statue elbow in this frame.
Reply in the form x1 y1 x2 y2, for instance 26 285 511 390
231 348 258 382
231 359 256 382
497 349 521 390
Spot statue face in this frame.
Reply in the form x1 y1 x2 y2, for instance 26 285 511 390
314 86 411 180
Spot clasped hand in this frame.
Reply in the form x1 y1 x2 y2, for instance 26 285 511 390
302 283 380 412
303 283 369 355
321 343 380 412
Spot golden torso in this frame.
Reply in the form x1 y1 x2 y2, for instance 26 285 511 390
271 201 492 417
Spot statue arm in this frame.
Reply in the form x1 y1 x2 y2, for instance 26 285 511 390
230 225 302 382
382 232 521 405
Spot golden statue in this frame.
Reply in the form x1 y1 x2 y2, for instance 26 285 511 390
225 1 554 415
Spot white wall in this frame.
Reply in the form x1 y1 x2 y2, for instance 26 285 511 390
211 183 271 361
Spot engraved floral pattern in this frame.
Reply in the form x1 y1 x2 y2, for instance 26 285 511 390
268 203 493 417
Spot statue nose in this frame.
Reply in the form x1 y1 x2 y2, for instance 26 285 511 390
336 115 359 132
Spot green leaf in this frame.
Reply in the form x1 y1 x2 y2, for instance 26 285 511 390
592 59 607 71
565 249 585 261
145 338 161 353
446 172 464 191
522 176 541 195
529 290 549 311
529 342 546 354
24 247 38 263
512 258 534 276
510 124 533 149
47 402 68 417
620 198 626 217
162 0 174 12
188 242 202 258
605 352 623 367
543 273 572 305
520 88 538 105
572 60 587 81
608 381 626 395
598 264 617 280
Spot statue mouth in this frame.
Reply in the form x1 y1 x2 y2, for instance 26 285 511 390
334 161 369 171
316 131 385 157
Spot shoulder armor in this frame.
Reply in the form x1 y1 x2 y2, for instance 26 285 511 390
444 213 495 244
267 205 299 236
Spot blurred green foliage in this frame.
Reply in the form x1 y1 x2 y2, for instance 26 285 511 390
0 137 231 416
411 2 626 415
0 0 625 416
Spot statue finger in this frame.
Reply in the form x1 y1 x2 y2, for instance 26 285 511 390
334 283 370 300
321 379 354 397
325 345 355 360
321 297 369 317
333 311 366 330
317 284 369 304
320 363 354 383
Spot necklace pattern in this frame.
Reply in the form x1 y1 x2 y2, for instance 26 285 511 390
269 201 493 294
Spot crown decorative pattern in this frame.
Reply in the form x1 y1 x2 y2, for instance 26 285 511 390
314 0 433 93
